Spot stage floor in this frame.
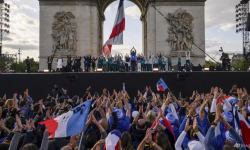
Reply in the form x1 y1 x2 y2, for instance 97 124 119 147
0 72 249 99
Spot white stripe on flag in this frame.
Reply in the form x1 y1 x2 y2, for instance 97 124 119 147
113 5 125 27
54 111 74 137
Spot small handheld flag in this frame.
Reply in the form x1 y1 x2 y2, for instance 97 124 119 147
39 100 91 138
157 78 168 91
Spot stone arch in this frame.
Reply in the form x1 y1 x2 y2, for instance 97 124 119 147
102 0 145 16
100 0 147 55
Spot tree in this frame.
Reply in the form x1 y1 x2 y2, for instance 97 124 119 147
10 59 39 73
205 60 221 68
231 59 246 71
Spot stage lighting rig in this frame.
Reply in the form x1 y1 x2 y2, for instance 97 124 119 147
235 0 250 61
0 1 10 58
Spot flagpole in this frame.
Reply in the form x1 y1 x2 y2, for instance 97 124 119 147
78 131 84 150
167 88 174 96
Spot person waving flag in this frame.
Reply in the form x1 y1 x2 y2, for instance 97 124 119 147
103 0 125 56
39 100 91 138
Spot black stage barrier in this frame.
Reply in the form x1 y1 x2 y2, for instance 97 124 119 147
0 72 249 99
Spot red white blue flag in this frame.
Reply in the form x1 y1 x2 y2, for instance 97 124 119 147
157 78 168 91
39 100 91 138
233 104 250 146
103 0 125 56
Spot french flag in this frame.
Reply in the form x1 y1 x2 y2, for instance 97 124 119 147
156 78 168 91
233 104 250 145
39 100 91 138
103 0 125 56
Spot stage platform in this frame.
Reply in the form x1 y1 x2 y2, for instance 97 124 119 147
0 72 249 99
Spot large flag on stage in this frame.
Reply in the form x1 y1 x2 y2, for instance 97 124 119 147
39 100 91 138
103 0 125 56
157 78 168 91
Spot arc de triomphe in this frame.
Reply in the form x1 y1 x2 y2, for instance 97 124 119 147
38 0 206 71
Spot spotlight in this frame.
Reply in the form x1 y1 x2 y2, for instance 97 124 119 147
96 68 103 72
153 68 159 72
204 68 210 71
172 69 174 72
44 69 49 73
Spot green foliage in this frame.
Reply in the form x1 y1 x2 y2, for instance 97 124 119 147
205 60 221 68
10 59 39 73
231 59 247 71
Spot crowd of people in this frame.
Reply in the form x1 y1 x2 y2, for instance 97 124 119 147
42 50 194 73
0 83 249 150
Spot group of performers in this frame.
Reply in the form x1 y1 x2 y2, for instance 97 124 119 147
47 55 82 73
47 50 193 73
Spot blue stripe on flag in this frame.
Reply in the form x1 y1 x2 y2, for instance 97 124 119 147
66 100 92 136
118 0 124 9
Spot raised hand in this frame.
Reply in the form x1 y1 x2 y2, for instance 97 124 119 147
184 118 193 132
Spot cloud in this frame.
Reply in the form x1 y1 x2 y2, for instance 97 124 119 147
220 23 235 31
205 38 223 48
4 43 38 50
3 36 13 41
7 1 19 10
205 0 238 30
125 6 141 20
20 4 37 12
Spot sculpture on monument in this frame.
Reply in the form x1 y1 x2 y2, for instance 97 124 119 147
166 8 194 51
51 11 77 54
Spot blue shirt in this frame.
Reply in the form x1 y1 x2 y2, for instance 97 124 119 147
158 57 162 63
102 58 106 64
168 57 172 63
109 115 130 134
178 57 181 63
131 53 136 60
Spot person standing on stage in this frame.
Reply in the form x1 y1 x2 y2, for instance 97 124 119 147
178 53 182 72
108 54 113 72
137 54 141 72
71 57 75 72
91 57 97 72
153 54 158 70
220 52 230 71
66 55 72 72
147 52 153 72
185 51 192 72
57 55 63 72
141 54 145 72
97 56 102 69
157 52 163 72
47 56 52 73
112 54 117 72
75 56 81 72
168 53 172 72
102 56 107 72
145 54 148 71
26 56 31 73
125 54 130 72
117 54 122 72
130 49 136 71
162 53 167 72
84 55 91 72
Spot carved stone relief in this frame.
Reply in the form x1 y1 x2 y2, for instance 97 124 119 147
166 8 194 51
51 11 77 55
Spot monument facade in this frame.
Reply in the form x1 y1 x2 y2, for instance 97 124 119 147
38 0 206 71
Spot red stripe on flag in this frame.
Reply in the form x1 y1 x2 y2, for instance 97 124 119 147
103 44 112 56
39 118 58 138
109 18 125 39
157 86 165 92
240 120 250 145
